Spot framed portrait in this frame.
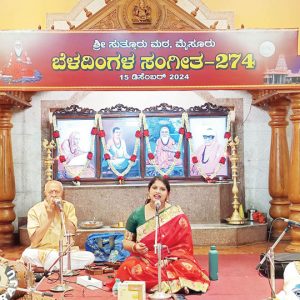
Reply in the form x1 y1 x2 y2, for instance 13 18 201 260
55 118 97 180
50 103 232 183
189 116 229 178
144 116 184 177
100 117 141 179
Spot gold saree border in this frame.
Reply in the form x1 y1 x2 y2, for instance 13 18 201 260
136 205 183 242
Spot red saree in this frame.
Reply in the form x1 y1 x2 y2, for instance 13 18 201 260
112 205 210 293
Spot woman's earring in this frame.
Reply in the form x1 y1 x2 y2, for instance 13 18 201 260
145 193 151 204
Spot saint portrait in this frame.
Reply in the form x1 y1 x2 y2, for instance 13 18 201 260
55 119 96 180
189 116 228 178
145 117 184 177
100 117 141 178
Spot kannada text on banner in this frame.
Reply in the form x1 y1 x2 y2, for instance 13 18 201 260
0 30 299 90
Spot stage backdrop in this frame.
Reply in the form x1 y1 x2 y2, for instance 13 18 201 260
0 29 299 91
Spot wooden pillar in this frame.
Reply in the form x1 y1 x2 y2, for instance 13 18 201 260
286 94 300 252
268 99 290 239
0 105 16 246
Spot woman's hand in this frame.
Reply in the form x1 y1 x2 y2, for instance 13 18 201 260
134 242 148 255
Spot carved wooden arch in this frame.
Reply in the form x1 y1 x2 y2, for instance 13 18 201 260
75 0 208 31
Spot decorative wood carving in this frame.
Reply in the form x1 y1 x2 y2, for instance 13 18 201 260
84 8 92 18
99 104 141 114
89 10 122 30
268 99 290 240
121 0 161 30
131 0 152 25
76 0 207 31
67 21 75 30
143 102 184 113
54 104 96 116
250 90 293 109
286 93 300 252
0 93 32 246
188 102 229 114
0 92 33 109
191 7 199 18
160 10 200 31
0 105 16 246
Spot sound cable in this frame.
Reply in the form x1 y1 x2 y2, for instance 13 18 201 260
259 217 285 297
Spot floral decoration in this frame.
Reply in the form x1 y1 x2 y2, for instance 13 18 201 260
98 130 105 138
252 211 267 224
50 110 233 183
74 176 81 182
72 176 81 186
91 127 98 135
87 151 93 160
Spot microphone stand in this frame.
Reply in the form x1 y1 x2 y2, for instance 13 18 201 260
149 208 171 300
63 232 79 277
42 240 74 276
57 199 79 277
256 223 292 300
50 240 73 292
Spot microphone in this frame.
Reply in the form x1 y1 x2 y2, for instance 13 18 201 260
154 199 161 211
54 198 63 211
281 218 300 228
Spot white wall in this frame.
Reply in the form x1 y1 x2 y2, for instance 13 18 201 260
11 89 275 230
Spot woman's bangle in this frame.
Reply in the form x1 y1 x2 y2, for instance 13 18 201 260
131 243 137 253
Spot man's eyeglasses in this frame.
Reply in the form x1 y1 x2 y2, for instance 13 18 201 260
203 135 215 140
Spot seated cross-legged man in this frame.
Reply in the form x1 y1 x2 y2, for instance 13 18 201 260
21 180 94 272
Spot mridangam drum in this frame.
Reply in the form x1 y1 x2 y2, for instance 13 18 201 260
0 258 35 299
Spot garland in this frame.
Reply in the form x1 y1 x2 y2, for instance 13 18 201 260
51 113 99 185
50 111 232 183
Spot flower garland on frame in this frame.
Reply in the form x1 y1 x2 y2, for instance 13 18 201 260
51 113 99 184
98 113 143 183
143 112 186 177
186 114 231 181
50 110 232 184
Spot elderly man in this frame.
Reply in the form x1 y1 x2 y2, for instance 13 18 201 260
154 126 181 169
21 180 94 271
2 40 35 80
191 127 224 176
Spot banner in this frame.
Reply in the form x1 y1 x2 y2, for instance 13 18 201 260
0 30 299 91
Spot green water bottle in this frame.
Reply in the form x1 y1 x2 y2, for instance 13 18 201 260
112 278 121 296
209 245 218 280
